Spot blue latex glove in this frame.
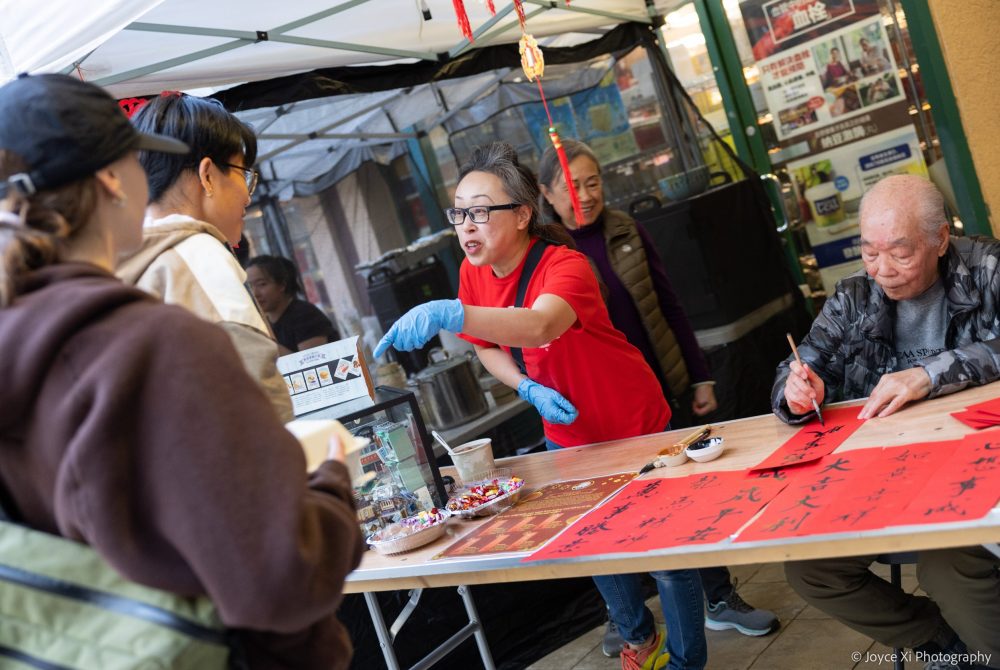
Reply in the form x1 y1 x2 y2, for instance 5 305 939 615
517 378 579 425
373 299 465 359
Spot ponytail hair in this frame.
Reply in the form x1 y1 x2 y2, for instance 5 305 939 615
0 150 99 307
458 142 574 248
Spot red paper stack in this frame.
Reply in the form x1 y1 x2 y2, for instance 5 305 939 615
950 396 1000 429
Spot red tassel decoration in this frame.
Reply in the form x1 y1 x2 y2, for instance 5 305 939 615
549 128 586 227
486 0 496 15
452 0 473 41
525 40 584 227
513 0 527 31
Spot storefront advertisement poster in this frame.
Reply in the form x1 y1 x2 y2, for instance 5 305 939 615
777 99 909 161
740 0 882 61
760 16 904 143
790 124 927 222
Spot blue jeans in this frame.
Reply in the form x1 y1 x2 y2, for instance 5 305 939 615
545 437 708 669
595 570 707 670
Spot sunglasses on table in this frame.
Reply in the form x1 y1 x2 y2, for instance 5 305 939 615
444 203 520 225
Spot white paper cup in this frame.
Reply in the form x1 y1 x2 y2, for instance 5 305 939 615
451 438 495 484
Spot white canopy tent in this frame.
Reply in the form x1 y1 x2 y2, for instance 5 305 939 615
0 0 680 195
0 0 674 96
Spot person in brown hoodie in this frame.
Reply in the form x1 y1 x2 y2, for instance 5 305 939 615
0 74 363 669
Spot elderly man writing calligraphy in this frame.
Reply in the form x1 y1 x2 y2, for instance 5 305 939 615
773 175 1000 669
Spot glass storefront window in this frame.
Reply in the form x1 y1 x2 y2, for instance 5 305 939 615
662 4 728 133
241 205 271 257
438 46 743 215
658 0 960 304
390 155 433 240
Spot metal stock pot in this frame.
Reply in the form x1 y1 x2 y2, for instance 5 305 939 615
413 349 488 429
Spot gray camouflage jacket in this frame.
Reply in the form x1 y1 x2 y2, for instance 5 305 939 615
772 236 1000 424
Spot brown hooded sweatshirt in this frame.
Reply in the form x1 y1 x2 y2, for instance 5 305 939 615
0 263 363 669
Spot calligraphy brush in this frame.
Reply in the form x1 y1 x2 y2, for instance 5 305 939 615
786 332 825 426
639 426 712 475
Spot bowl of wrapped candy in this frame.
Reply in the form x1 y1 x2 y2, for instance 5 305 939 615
446 469 525 518
367 508 451 555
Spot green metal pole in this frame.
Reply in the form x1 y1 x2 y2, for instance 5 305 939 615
694 0 770 173
898 0 991 235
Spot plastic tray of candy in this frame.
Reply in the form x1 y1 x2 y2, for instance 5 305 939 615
367 509 451 555
446 469 525 519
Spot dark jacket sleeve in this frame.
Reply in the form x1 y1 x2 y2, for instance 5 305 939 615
635 221 712 382
918 241 1000 397
54 305 363 667
771 286 852 424
919 337 1000 398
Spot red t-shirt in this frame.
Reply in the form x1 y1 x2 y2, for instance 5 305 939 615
458 239 670 447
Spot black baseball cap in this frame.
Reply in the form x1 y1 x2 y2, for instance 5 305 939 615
0 73 189 198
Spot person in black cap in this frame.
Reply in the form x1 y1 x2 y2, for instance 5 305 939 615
116 92 293 421
0 74 363 669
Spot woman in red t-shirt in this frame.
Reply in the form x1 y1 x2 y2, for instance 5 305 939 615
374 142 707 670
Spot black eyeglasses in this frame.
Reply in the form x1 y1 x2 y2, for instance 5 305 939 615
444 203 519 225
217 161 259 196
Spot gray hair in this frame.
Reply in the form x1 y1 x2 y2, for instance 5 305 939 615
537 138 601 224
859 174 948 243
458 142 573 246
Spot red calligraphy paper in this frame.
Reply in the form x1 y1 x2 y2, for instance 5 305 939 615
807 441 960 533
893 432 1000 524
964 395 1000 416
735 447 882 543
950 409 1000 430
752 406 866 471
524 471 787 562
951 396 1000 429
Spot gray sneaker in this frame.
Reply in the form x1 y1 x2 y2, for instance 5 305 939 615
922 637 981 670
923 660 965 670
602 619 624 657
705 588 779 636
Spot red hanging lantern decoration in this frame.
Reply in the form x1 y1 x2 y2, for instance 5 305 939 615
519 33 585 226
518 33 544 82
452 0 473 41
